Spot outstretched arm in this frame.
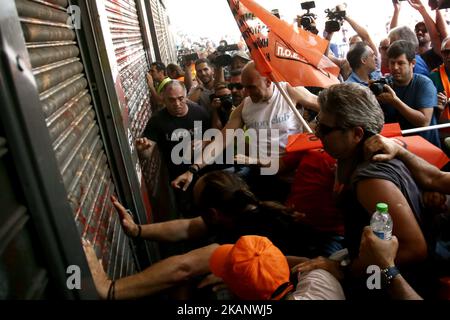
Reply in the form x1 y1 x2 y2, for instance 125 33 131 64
408 0 442 56
112 196 208 241
171 103 244 191
364 134 450 193
287 84 319 112
345 14 378 57
390 0 402 30
435 9 448 40
83 240 218 299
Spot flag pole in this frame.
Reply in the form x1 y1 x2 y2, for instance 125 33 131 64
401 122 450 135
274 82 313 133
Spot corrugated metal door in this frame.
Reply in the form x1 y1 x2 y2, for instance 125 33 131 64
98 0 165 218
105 0 151 139
149 0 169 64
15 0 136 280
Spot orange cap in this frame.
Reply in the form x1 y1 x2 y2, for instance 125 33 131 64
209 236 292 300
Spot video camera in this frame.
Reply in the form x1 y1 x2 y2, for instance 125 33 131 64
178 49 199 67
369 77 393 96
324 7 346 33
213 41 240 67
299 1 318 34
428 0 450 9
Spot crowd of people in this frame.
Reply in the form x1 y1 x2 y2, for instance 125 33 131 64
82 0 450 301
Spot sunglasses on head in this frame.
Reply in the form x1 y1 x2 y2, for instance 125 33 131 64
227 83 244 90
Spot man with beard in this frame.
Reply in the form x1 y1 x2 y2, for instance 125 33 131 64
188 58 215 112
377 40 440 147
415 21 442 71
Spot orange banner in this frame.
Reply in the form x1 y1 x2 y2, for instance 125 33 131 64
286 125 449 169
228 0 340 88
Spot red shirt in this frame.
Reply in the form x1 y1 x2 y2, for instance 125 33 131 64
284 149 344 235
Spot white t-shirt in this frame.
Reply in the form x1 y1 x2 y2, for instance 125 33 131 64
292 269 346 300
241 82 303 158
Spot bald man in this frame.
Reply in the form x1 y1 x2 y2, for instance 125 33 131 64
172 61 319 191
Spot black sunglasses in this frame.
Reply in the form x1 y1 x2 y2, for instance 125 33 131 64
227 83 244 90
313 116 346 136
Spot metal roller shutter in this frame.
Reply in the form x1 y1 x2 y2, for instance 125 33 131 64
98 0 166 213
149 0 168 64
104 0 151 139
15 0 136 280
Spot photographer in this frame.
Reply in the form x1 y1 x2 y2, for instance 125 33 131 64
376 40 440 147
325 4 380 81
211 82 236 130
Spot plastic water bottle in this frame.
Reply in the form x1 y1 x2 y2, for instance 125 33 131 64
370 203 393 240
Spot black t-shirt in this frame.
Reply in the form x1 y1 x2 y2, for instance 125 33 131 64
421 48 443 72
340 159 425 258
201 207 332 257
143 101 211 179
338 159 436 299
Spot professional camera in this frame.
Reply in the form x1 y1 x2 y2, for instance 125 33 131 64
212 41 240 67
178 48 199 66
324 7 346 33
428 0 450 9
210 94 234 110
298 1 318 34
369 77 393 96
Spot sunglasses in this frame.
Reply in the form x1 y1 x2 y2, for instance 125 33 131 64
227 83 244 90
313 116 346 136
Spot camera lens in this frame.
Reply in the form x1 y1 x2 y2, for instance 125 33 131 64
219 95 233 109
369 83 384 96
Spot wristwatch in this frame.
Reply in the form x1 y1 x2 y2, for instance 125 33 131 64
381 265 400 288
188 164 200 175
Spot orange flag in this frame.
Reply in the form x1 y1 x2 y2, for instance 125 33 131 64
228 0 340 87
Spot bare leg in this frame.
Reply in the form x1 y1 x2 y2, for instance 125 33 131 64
82 239 219 299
